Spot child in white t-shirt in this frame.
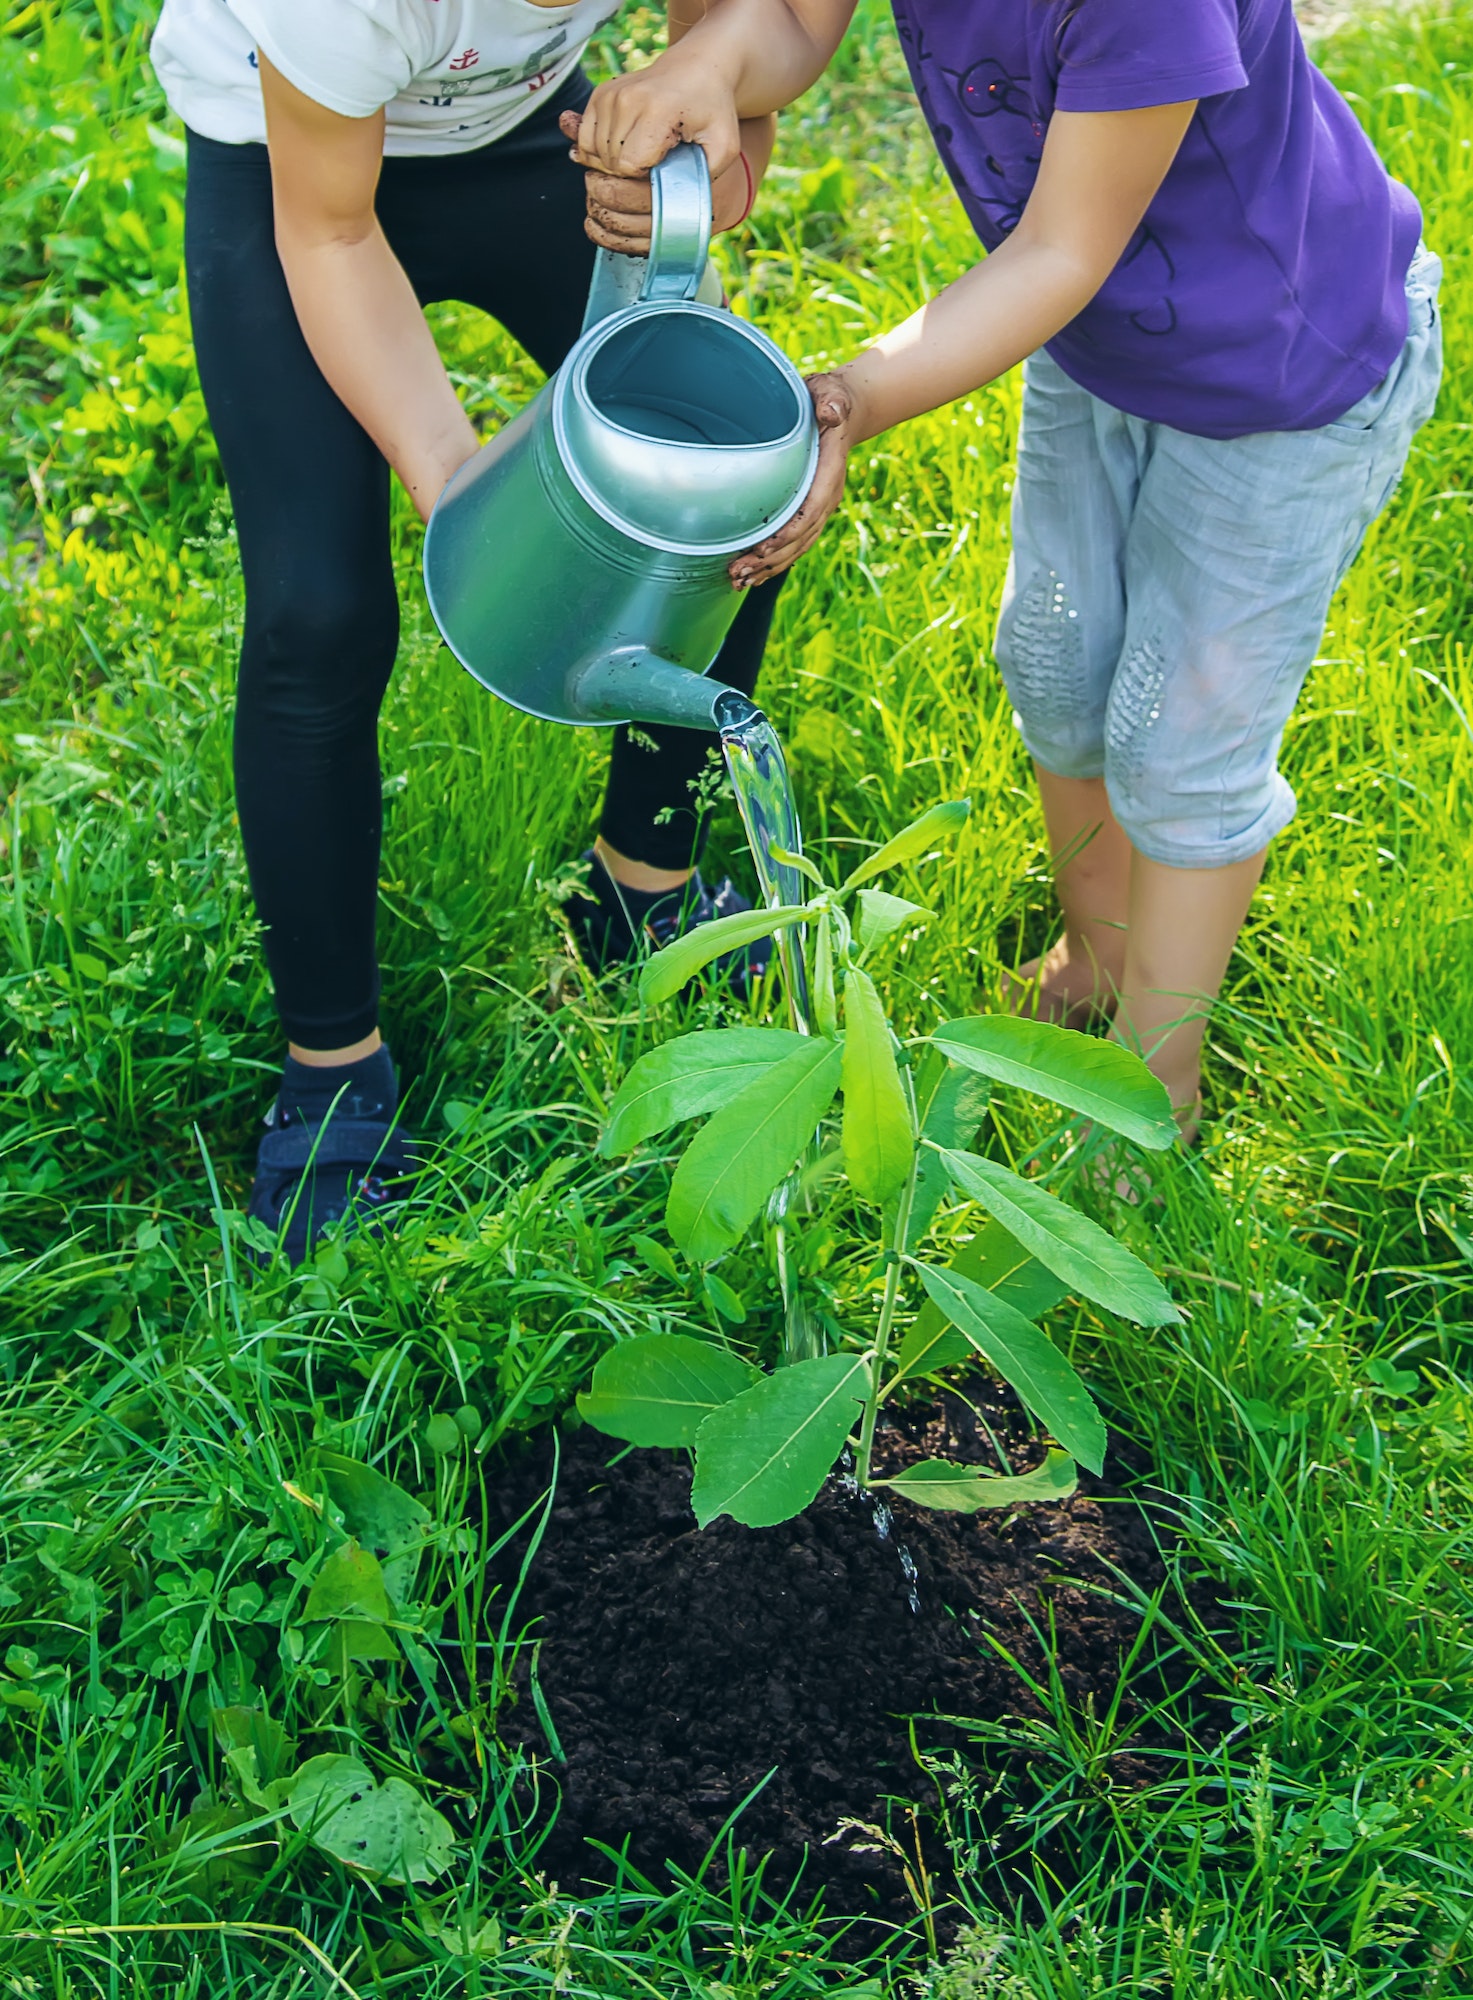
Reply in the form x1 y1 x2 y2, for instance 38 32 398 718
152 0 782 1259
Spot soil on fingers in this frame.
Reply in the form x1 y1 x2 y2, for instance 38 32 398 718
478 1389 1215 1938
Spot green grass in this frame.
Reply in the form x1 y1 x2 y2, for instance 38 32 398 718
3 0 1473 1992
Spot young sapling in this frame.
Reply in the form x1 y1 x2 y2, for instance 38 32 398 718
579 802 1179 1528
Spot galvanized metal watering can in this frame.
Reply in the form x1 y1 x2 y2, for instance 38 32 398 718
423 144 818 733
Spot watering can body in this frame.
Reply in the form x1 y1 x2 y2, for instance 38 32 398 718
423 146 817 734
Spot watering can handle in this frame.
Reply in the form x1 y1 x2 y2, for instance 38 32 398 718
641 143 713 304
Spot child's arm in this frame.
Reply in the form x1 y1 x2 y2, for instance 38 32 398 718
258 54 478 521
730 100 1197 584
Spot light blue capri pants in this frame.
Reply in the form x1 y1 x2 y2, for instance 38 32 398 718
995 246 1443 868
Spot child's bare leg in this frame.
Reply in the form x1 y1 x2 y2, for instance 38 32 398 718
1007 765 1132 1025
1109 846 1267 1135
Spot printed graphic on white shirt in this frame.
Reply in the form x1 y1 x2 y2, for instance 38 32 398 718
152 0 621 155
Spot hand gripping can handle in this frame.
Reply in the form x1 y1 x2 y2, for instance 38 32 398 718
580 142 714 332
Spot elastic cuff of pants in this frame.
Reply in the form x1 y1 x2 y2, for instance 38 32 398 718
597 808 707 876
276 999 382 1053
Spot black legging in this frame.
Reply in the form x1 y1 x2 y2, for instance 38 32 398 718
184 73 780 1050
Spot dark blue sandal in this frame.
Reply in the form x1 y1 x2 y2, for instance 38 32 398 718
247 1112 417 1267
566 853 773 998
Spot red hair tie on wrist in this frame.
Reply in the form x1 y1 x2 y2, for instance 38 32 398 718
734 149 755 227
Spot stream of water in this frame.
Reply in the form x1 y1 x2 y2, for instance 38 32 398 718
712 691 823 1356
714 690 812 1034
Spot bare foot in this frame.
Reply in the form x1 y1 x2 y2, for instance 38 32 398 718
1070 1093 1203 1207
1001 939 1119 1031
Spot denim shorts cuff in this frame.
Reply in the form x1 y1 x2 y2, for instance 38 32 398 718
1112 781 1298 870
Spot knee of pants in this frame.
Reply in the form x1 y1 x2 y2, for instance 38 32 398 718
240 575 400 753
994 561 1108 779
1101 641 1297 867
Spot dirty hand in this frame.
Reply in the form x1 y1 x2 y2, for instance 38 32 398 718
561 113 656 253
562 60 743 182
561 110 752 254
729 374 860 588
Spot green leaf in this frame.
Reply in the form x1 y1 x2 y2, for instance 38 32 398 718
668 1038 843 1263
878 1449 1078 1513
332 1620 400 1670
150 1506 216 1564
899 1215 1071 1383
213 1705 292 1761
841 800 971 891
930 1015 1177 1150
601 1028 808 1155
914 1263 1105 1473
302 1543 394 1626
639 905 811 1007
890 1315 971 1385
703 1272 748 1324
421 1916 505 1959
631 1232 682 1283
288 1755 455 1885
212 1707 297 1810
856 888 934 954
813 908 839 1038
936 1148 1178 1327
1366 1357 1419 1397
905 1053 990 1250
692 1353 869 1528
318 1453 431 1555
424 1413 462 1456
225 1583 264 1622
578 1334 760 1448
841 969 913 1206
319 1454 431 1611
910 1218 1071 1364
770 844 825 887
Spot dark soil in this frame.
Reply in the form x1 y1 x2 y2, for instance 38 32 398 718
480 1387 1215 1936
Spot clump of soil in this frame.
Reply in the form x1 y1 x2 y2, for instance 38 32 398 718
481 1388 1209 1931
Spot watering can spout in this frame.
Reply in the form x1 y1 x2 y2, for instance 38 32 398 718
569 647 761 733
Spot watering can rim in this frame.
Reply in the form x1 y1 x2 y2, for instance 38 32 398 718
553 298 820 557
567 299 813 457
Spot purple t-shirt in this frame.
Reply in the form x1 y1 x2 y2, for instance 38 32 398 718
889 0 1422 437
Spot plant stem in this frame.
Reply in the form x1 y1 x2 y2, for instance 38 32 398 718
855 1149 920 1490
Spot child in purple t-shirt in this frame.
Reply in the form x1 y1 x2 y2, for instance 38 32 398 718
569 0 1441 1135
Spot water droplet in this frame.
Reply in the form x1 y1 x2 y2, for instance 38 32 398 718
898 1543 921 1615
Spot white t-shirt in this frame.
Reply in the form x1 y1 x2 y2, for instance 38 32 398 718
151 0 620 155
